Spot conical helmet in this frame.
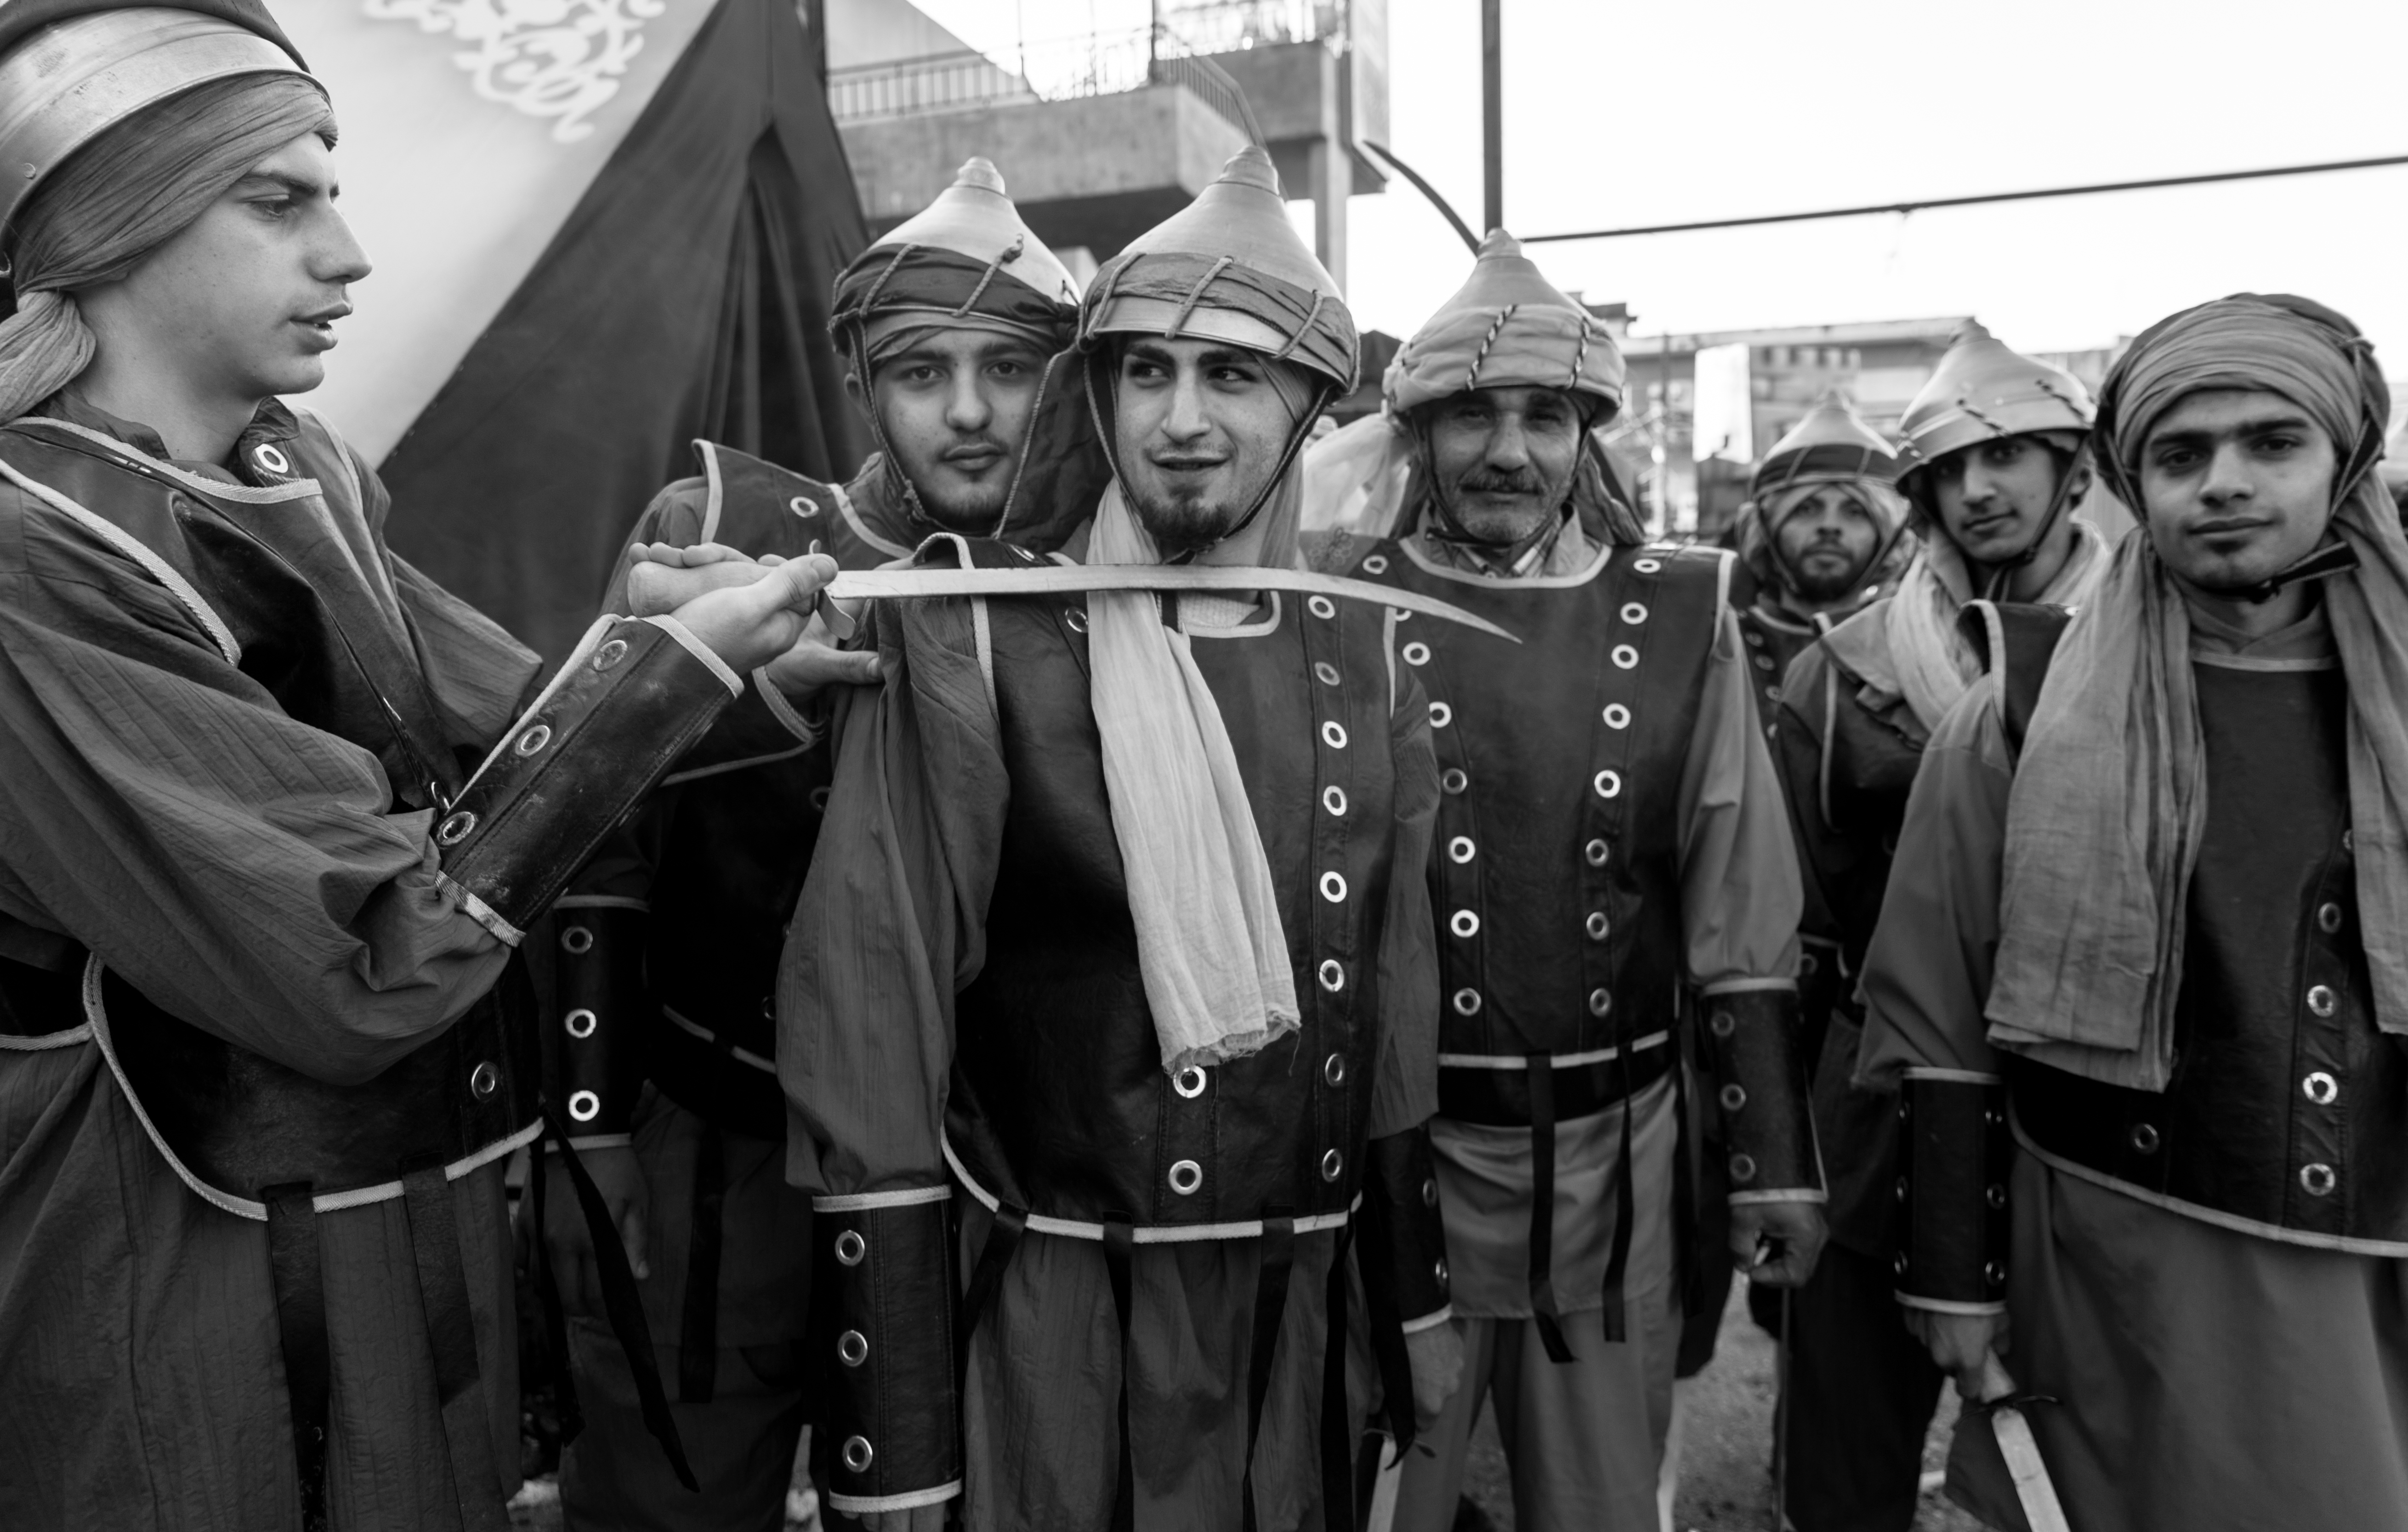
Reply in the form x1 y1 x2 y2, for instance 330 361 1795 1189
1896 320 2091 475
1386 229 1624 419
0 3 312 236
1082 144 1356 392
865 156 1078 310
1753 390 1899 500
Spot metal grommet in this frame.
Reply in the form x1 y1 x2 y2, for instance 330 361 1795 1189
253 443 292 476
1308 594 1338 620
565 1008 597 1039
1984 1259 2009 1287
1585 911 1609 941
2319 902 2345 934
841 1435 875 1474
568 1088 599 1121
1719 1082 1746 1112
1896 1176 1910 1203
1318 959 1345 992
1168 1159 1204 1196
837 1330 869 1367
1441 767 1469 795
1619 602 1649 625
1451 987 1482 1016
470 1061 500 1099
2307 984 2337 1017
1314 660 1341 685
790 495 821 518
1175 1065 1209 1098
1585 837 1610 867
1611 644 1640 670
2128 1122 2161 1154
1593 770 1622 799
1320 1148 1344 1182
1422 1178 1438 1207
1602 703 1631 729
809 786 832 812
1320 871 1348 903
1014 545 1038 561
2301 1162 2338 1197
1065 607 1089 634
1894 1251 1910 1277
1362 553 1389 575
560 924 594 954
1634 557 1663 574
1428 701 1453 728
1322 720 1350 749
1588 987 1612 1017
1433 1257 1448 1284
2305 1071 2340 1105
514 723 552 756
761 996 776 1020
1753 654 1776 672
435 810 478 847
1729 1152 1758 1184
1446 838 1482 871
1709 1009 1736 1039
1403 641 1431 666
1323 785 1348 816
1324 1052 1346 1086
591 638 630 672
1800 951 1819 976
835 1230 866 1266
1450 909 1480 939
1986 1183 2008 1210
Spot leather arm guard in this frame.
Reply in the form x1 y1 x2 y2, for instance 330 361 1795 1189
545 899 653 1141
1894 1068 2012 1313
814 1189 962 1515
1360 1127 1453 1324
1701 985 1825 1199
436 618 739 942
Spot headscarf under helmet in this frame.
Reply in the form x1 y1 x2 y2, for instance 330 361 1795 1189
1738 391 1911 600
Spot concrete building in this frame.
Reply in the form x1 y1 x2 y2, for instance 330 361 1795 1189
821 0 1388 288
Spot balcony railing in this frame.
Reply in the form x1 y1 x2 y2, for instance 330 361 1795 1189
828 22 1268 146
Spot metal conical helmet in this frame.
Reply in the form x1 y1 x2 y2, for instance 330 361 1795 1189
1753 390 1899 499
1386 228 1623 417
1896 320 2091 473
867 156 1078 309
1082 144 1356 391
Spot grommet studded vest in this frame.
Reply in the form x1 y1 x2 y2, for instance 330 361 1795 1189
1992 607 2408 1250
940 541 1410 1229
1348 535 1724 1085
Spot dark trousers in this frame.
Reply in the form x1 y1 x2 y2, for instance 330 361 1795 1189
1759 1241 1947 1532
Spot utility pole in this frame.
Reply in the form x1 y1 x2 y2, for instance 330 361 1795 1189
1481 0 1501 235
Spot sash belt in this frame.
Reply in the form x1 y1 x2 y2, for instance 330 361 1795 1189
678 1122 727 1403
1437 1043 1673 1128
1103 1219 1136 1532
401 1160 511 1532
1599 1043 1638 1346
1523 1058 1575 1364
263 1183 331 1532
1319 1223 1356 1531
1239 1209 1296 1532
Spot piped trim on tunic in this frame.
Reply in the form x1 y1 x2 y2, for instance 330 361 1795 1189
943 1136 1360 1242
1398 526 1618 590
813 1184 952 1212
0 1023 89 1050
80 955 542 1220
662 1006 775 1074
1438 1029 1670 1070
826 1480 964 1516
2012 1111 2408 1259
831 478 915 560
0 453 240 664
1400 1304 1454 1335
18 416 324 505
696 439 727 544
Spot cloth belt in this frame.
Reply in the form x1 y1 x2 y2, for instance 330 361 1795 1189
262 1183 331 1532
678 1122 727 1403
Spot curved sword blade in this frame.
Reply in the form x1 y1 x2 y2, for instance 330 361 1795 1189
822 564 1521 643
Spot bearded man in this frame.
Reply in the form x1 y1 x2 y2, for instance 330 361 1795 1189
734 146 1464 1531
1302 230 1824 1532
0 5 834 1528
1730 392 1912 731
1860 293 2408 1532
541 156 1099 1532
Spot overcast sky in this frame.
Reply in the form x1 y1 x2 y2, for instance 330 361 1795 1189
912 0 2408 370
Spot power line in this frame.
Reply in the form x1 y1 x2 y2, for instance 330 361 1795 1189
1523 152 2408 243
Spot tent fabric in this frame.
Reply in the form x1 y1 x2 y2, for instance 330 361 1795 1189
377 0 871 661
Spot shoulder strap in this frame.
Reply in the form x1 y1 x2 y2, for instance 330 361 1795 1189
1956 599 2073 758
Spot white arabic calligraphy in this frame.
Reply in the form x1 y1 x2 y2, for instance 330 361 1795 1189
364 0 667 143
